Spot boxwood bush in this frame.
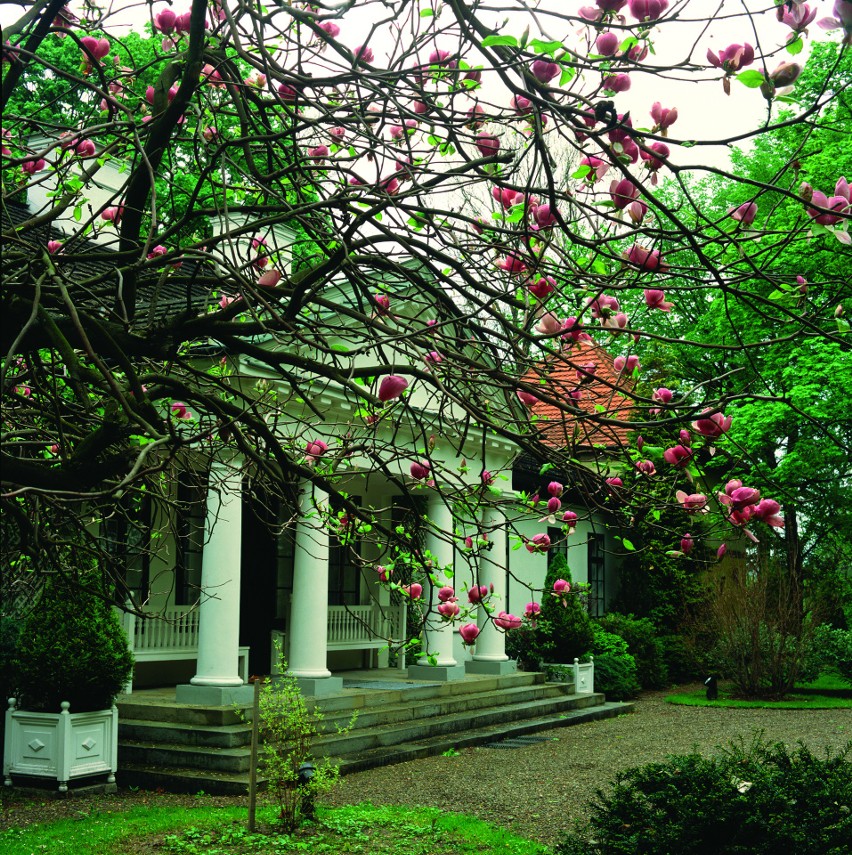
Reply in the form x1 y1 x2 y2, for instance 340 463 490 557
590 626 640 701
556 738 852 854
596 613 669 690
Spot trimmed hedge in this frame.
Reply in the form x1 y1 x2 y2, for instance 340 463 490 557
597 613 669 690
590 626 640 700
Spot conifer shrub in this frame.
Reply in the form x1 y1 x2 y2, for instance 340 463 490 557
11 578 134 712
535 554 595 664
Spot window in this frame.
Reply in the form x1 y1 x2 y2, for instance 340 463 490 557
274 521 295 621
176 472 207 605
102 492 151 604
587 533 606 617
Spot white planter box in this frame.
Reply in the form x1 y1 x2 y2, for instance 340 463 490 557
3 699 118 792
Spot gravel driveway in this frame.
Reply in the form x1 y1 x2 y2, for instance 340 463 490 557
2 687 849 848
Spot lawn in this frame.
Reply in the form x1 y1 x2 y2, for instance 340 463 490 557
666 672 852 709
0 802 550 855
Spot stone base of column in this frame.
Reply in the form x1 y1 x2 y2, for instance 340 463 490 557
407 663 466 682
175 684 255 705
291 676 344 697
465 659 517 676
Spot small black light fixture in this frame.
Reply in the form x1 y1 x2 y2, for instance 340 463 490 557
297 761 316 820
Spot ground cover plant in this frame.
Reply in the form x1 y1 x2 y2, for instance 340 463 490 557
555 737 852 855
0 802 549 855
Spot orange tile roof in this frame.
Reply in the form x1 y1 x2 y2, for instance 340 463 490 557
522 340 636 451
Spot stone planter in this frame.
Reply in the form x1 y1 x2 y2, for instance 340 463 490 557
3 699 118 792
541 657 595 694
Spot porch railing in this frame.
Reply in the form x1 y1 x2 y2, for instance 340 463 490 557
327 603 406 649
127 606 200 658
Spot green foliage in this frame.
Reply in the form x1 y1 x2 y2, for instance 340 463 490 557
813 626 852 686
596 613 669 690
556 737 852 855
666 684 852 710
537 554 595 663
249 658 351 832
11 579 133 712
657 633 707 684
590 625 640 700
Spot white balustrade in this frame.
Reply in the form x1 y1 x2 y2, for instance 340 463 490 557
133 606 200 655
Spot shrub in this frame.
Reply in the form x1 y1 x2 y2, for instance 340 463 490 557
597 613 668 690
590 626 640 700
711 565 818 699
555 736 852 854
251 655 353 832
813 626 852 686
536 553 595 664
12 578 134 712
658 633 708 684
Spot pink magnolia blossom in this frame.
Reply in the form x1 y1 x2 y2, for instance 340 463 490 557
731 201 758 225
466 104 486 127
492 186 525 209
475 133 500 158
663 445 693 468
402 583 423 600
498 253 528 275
47 240 63 254
154 8 177 33
644 289 674 311
768 61 802 88
80 36 110 63
717 544 728 560
533 203 559 229
318 21 340 38
146 244 168 260
305 439 328 463
354 45 374 64
579 155 610 183
459 623 480 644
525 602 541 619
511 94 534 116
437 586 456 603
548 481 564 497
692 411 732 437
624 244 669 272
308 145 329 161
494 611 522 630
818 0 852 36
438 602 460 619
101 206 124 223
329 126 346 142
258 269 281 287
428 48 456 68
614 354 640 375
603 311 628 331
562 510 578 534
468 585 489 604
561 317 593 344
596 32 620 56
602 73 631 93
553 579 571 594
410 459 431 480
278 83 297 102
528 276 556 300
610 178 640 210
378 375 408 401
517 389 538 407
546 496 562 515
653 387 674 404
777 3 817 32
680 533 694 554
21 158 46 175
635 459 656 476
650 102 678 132
752 498 784 528
531 59 560 84
376 565 392 583
628 0 669 21
575 361 598 382
676 490 708 513
423 351 442 367
171 401 192 420
481 470 495 486
707 43 755 74
74 138 96 158
640 141 669 184
806 184 850 225
526 533 551 553
605 476 623 488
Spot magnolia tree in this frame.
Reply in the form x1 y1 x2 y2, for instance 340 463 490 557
2 0 850 642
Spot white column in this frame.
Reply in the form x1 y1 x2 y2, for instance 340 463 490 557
177 462 253 704
408 491 465 680
287 482 343 695
190 462 244 688
467 500 516 675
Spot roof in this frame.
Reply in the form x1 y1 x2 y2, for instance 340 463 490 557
524 340 636 452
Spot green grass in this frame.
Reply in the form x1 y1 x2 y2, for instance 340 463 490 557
0 802 550 855
666 677 852 709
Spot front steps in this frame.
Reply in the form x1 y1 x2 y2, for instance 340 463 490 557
117 672 634 794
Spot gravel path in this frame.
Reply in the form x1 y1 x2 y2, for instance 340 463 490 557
2 687 850 848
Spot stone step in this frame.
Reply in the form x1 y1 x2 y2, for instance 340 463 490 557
119 719 253 748
119 740 254 773
117 699 251 727
318 682 571 731
117 701 634 795
312 691 605 757
334 701 634 773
